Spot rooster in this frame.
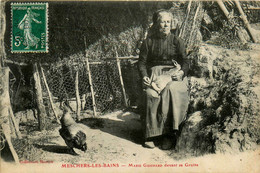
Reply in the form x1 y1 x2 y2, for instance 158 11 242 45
59 102 87 155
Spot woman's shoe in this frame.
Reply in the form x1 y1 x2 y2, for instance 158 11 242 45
169 130 178 149
143 141 155 149
161 136 173 150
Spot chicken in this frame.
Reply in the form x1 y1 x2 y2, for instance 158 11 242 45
59 103 87 155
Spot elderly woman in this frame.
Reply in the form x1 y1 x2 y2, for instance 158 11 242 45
138 9 189 150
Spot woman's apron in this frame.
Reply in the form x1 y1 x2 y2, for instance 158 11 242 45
144 66 189 139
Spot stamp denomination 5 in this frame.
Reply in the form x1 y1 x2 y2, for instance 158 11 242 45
11 2 48 53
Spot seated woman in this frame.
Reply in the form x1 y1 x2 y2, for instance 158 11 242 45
138 9 190 150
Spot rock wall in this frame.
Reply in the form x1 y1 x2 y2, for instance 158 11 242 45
176 43 260 156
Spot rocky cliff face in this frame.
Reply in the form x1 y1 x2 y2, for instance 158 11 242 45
176 43 260 156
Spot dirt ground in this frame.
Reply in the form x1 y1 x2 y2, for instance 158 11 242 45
1 110 260 173
12 110 175 164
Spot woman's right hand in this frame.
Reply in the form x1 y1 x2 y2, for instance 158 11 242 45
171 70 184 81
143 76 151 87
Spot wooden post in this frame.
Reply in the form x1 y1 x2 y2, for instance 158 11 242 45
9 106 22 139
81 94 86 110
187 2 200 47
0 2 20 163
115 51 128 107
1 125 20 163
0 67 21 138
84 37 97 117
0 2 6 68
0 3 20 163
40 65 60 124
179 0 192 38
0 67 20 163
234 0 257 43
33 63 46 130
216 0 230 19
75 70 81 120
85 58 97 117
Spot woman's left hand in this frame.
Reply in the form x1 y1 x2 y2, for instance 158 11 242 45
171 70 184 81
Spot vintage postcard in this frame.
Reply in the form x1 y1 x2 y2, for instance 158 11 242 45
0 0 260 173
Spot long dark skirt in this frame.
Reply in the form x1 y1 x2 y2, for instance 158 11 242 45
144 77 189 139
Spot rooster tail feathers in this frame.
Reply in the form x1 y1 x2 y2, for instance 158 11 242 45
74 131 86 143
74 131 87 151
73 130 87 151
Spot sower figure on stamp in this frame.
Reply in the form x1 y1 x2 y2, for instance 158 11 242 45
138 9 190 150
18 8 41 49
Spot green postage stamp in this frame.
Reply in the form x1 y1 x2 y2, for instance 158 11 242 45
11 3 48 53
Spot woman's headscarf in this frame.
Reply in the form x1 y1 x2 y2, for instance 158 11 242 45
147 9 180 38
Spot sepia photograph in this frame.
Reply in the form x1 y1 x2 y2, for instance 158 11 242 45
0 0 260 172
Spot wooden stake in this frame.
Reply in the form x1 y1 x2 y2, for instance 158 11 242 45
216 0 230 18
0 67 20 163
75 70 81 120
106 56 138 60
187 2 200 47
84 36 97 117
0 2 6 68
247 6 260 10
234 0 257 43
1 124 20 163
81 94 86 110
115 51 128 107
179 0 192 38
33 63 46 130
0 4 20 162
9 107 21 139
40 65 60 124
85 58 97 117
0 67 21 139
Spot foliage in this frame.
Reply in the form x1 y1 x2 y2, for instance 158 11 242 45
213 57 259 139
189 51 260 144
85 27 143 60
208 21 251 50
201 1 256 50
241 1 260 23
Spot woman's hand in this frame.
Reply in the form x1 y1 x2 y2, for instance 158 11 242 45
171 70 184 81
143 76 151 86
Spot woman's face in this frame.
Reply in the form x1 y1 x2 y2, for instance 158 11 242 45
158 13 172 36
